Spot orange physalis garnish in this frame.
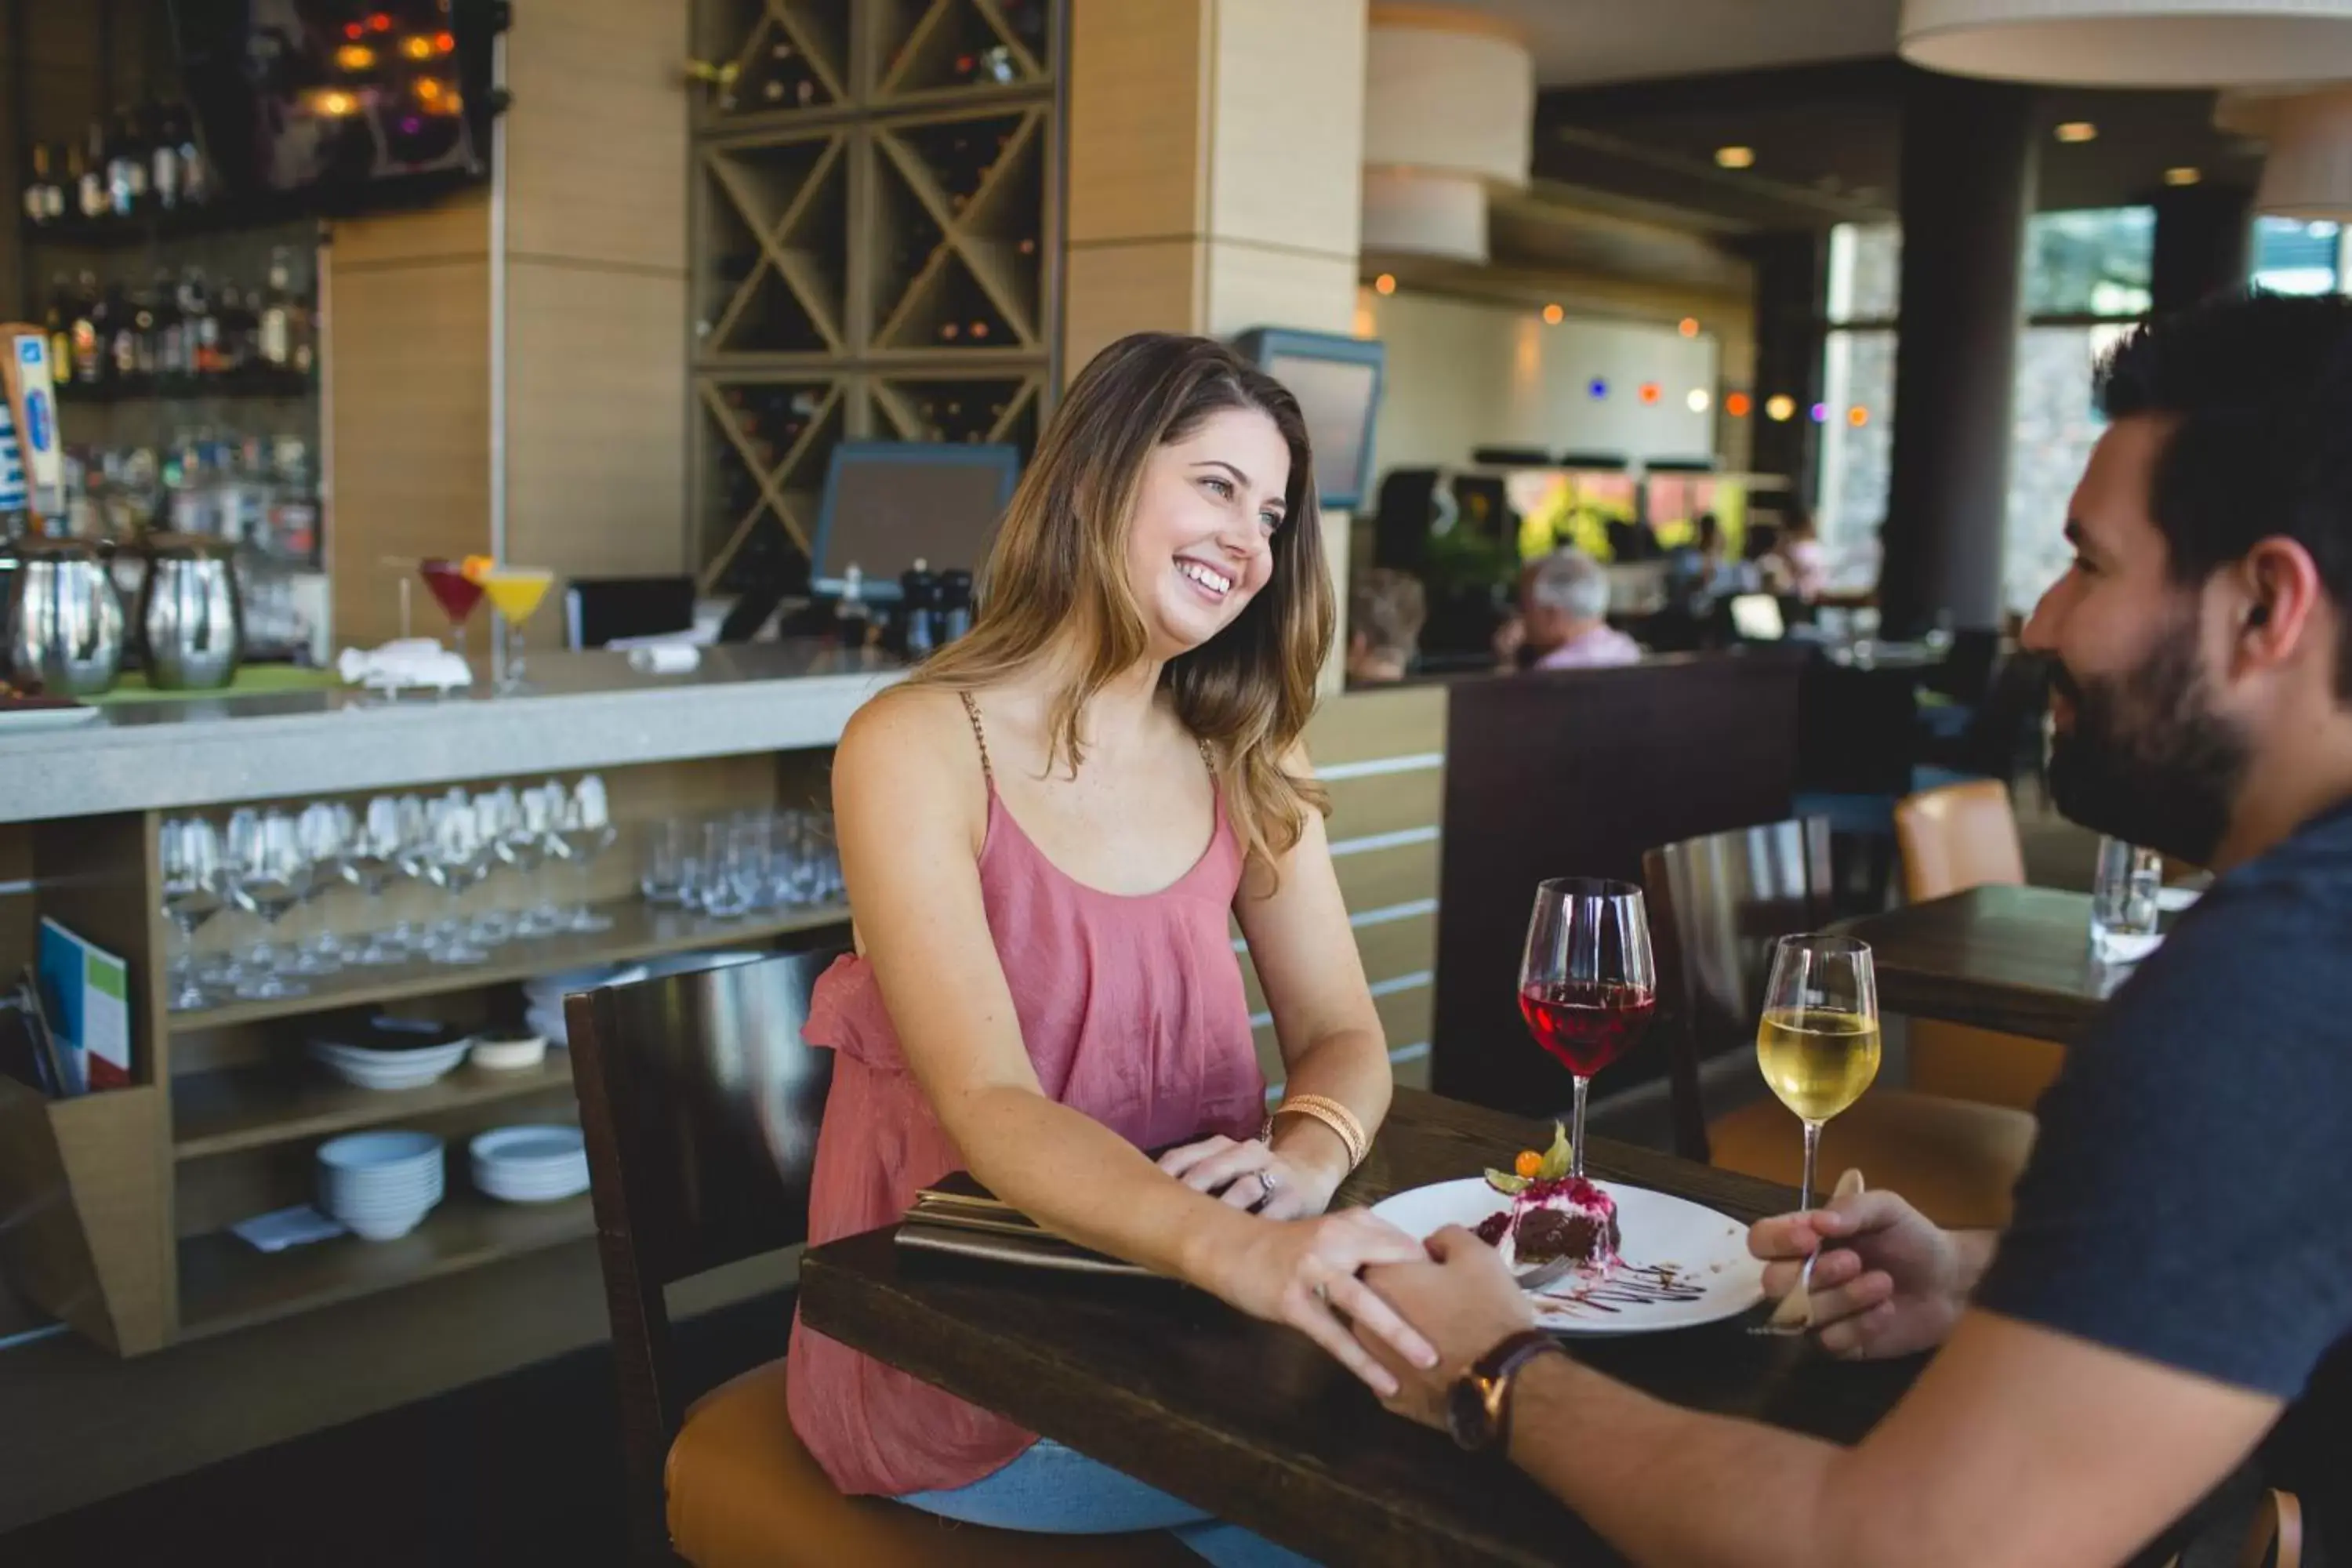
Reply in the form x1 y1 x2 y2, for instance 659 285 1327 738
1513 1149 1543 1179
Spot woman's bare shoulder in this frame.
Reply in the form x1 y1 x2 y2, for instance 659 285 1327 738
834 684 986 809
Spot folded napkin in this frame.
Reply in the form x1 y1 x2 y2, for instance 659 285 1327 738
623 643 700 675
336 638 473 692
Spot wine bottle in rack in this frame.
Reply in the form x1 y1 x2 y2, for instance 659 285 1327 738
22 141 63 225
69 272 103 386
105 107 150 219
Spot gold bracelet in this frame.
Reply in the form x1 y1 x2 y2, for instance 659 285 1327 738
1269 1094 1370 1171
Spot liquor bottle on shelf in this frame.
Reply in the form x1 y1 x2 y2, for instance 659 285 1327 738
169 103 212 209
105 108 151 219
74 127 107 220
180 268 220 379
129 281 161 381
215 283 256 376
259 248 307 372
22 141 64 226
151 270 190 383
150 103 183 211
103 281 139 385
69 271 103 387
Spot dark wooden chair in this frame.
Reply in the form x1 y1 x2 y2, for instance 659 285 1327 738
1642 818 2038 1229
566 950 1197 1568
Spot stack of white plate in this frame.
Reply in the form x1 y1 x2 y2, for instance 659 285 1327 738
470 1125 590 1204
317 1130 446 1240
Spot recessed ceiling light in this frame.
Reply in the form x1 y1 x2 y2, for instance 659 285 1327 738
2054 121 2098 143
1715 145 1756 170
1374 273 1397 295
2164 165 2202 187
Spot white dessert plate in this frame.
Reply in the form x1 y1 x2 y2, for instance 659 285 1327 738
1368 1177 1765 1335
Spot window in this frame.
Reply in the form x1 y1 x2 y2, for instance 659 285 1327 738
2252 216 2347 296
1817 208 2158 614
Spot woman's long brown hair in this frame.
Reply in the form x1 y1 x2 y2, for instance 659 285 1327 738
909 331 1334 886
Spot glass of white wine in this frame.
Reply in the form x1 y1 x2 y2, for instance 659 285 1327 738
1756 934 1882 1210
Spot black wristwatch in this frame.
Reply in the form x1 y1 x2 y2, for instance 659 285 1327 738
1445 1328 1566 1452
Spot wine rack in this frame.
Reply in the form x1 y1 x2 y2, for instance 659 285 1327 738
688 0 1060 592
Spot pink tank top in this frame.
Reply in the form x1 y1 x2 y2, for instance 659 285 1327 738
785 695 1267 1497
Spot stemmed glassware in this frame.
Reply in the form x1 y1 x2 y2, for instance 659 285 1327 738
554 775 616 931
286 802 350 976
499 783 567 937
1755 934 1882 1210
481 568 556 693
419 792 492 964
1518 878 1657 1179
419 557 485 666
159 818 228 1011
340 797 412 965
227 808 314 1000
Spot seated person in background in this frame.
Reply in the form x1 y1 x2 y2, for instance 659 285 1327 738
1760 506 1829 603
1494 549 1643 671
1345 568 1426 684
1664 510 1758 617
1356 290 2352 1567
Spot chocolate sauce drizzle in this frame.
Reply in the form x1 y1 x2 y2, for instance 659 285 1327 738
1540 1262 1708 1316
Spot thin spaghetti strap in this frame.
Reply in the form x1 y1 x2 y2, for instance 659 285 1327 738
958 691 995 786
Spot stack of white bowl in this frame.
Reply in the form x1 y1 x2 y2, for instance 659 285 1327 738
470 1125 590 1203
317 1131 446 1240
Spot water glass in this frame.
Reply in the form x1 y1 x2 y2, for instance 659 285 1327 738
554 775 617 932
2091 836 2163 964
641 818 691 906
693 819 759 919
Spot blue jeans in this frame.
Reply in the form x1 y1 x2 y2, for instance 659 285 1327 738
900 1437 1322 1566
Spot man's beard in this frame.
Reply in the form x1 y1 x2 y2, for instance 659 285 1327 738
2045 622 2249 866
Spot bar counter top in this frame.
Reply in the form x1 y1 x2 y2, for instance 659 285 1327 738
1 641 903 825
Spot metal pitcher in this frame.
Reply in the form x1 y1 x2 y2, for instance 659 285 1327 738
8 538 124 696
136 535 242 691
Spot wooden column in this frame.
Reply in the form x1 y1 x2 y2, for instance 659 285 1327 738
328 0 690 650
1063 0 1367 686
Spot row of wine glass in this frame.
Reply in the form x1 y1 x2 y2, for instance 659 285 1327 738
157 777 621 1011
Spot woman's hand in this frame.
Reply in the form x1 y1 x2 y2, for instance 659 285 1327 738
1158 1133 1341 1220
1183 1204 1440 1398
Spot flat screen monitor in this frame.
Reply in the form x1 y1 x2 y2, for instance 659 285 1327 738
1232 328 1384 510
171 0 497 211
812 442 1021 596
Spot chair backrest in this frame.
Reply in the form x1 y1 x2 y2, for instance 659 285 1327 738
1642 818 1835 1160
565 947 842 1561
1894 779 2025 902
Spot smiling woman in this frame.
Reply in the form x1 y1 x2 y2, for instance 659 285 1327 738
782 332 1419 1560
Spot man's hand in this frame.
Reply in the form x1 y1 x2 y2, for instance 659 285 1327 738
1748 1189 1978 1359
1357 1225 1538 1428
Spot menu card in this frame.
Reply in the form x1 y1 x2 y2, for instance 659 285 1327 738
898 1171 1151 1278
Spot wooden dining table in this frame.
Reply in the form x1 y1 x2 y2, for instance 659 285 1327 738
798 1090 1928 1567
1835 883 2133 1043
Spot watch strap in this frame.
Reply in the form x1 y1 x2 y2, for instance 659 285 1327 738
1466 1329 1563 1451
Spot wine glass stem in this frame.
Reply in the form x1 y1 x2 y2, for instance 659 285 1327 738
1799 1119 1823 1211
1569 1074 1592 1180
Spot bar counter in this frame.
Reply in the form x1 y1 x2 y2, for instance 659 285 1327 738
0 641 905 826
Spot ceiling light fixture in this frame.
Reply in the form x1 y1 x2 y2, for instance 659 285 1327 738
2163 165 2203 187
1899 0 2352 88
1726 392 1753 419
1374 273 1397 295
1541 303 1564 325
1715 145 1756 169
1678 317 1700 337
1764 395 1796 423
2054 121 2099 143
1687 388 1712 412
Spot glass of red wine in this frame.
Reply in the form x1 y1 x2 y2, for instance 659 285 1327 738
1519 877 1657 1179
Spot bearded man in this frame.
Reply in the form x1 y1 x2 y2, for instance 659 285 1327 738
1356 290 2352 1568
